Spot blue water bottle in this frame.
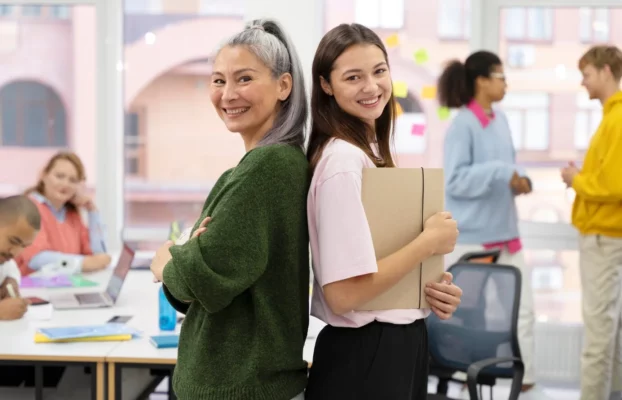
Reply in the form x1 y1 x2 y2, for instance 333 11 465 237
159 285 177 331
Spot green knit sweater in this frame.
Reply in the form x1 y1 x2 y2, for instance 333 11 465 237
162 144 310 400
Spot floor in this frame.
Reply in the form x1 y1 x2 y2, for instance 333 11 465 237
148 378 581 399
426 378 580 400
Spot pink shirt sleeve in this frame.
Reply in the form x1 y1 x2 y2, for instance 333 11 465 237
313 171 378 286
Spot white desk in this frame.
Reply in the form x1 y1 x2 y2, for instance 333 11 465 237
106 270 325 400
103 270 177 400
2 265 326 400
0 267 122 400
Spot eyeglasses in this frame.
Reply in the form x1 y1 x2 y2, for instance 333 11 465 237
489 72 506 81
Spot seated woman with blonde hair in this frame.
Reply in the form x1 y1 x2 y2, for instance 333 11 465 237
16 151 111 276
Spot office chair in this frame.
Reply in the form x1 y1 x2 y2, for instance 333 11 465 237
427 262 524 400
457 249 501 264
429 249 502 394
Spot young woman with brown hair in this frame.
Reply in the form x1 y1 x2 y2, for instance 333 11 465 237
305 23 462 399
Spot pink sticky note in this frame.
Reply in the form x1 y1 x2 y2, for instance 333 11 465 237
411 124 425 136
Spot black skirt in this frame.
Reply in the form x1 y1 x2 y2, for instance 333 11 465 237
305 319 429 400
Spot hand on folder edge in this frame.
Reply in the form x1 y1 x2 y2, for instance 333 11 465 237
425 271 462 320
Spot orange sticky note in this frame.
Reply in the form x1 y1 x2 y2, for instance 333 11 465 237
421 86 437 99
385 33 399 48
393 81 408 98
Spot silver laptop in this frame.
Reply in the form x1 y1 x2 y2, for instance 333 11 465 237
50 244 135 309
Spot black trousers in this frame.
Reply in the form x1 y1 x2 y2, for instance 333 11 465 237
305 319 429 400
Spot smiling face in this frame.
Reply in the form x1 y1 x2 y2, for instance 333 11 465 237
209 45 292 148
321 44 392 126
41 158 81 207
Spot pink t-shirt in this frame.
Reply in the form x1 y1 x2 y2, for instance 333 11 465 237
308 139 430 328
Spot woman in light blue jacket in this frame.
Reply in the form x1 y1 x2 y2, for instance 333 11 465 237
438 50 545 398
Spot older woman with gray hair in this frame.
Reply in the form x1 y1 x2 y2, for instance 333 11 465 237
149 18 310 400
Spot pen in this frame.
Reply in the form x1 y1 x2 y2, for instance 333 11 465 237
6 282 17 298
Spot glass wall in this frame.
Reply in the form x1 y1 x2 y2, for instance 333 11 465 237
0 4 98 198
497 6 622 323
122 0 245 248
111 0 622 322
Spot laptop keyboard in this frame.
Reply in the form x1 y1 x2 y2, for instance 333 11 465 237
75 293 104 305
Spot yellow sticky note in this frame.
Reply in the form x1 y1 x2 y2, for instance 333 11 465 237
437 106 451 121
385 33 399 48
393 81 408 98
413 48 429 65
421 86 437 99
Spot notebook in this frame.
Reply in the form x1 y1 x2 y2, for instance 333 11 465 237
38 323 141 340
34 333 132 343
149 334 179 349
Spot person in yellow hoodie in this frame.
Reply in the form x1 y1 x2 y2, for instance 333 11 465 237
561 45 622 400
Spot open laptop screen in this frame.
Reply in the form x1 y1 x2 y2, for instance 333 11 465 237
105 244 135 303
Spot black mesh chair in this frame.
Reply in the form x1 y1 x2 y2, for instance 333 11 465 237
429 249 502 395
427 262 524 400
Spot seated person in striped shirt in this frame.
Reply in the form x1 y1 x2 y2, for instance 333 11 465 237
16 152 111 276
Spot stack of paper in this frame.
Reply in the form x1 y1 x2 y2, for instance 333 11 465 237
34 323 141 343
21 276 72 288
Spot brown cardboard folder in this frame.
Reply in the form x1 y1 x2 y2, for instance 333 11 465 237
355 167 445 311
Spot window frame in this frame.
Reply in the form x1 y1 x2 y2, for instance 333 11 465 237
438 0 471 40
199 0 245 16
504 7 554 42
574 92 603 150
124 108 147 179
123 0 161 14
578 7 610 43
0 5 15 16
0 80 68 147
354 0 405 30
502 92 551 151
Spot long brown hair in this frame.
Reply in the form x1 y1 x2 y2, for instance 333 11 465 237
307 23 397 171
25 151 86 212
